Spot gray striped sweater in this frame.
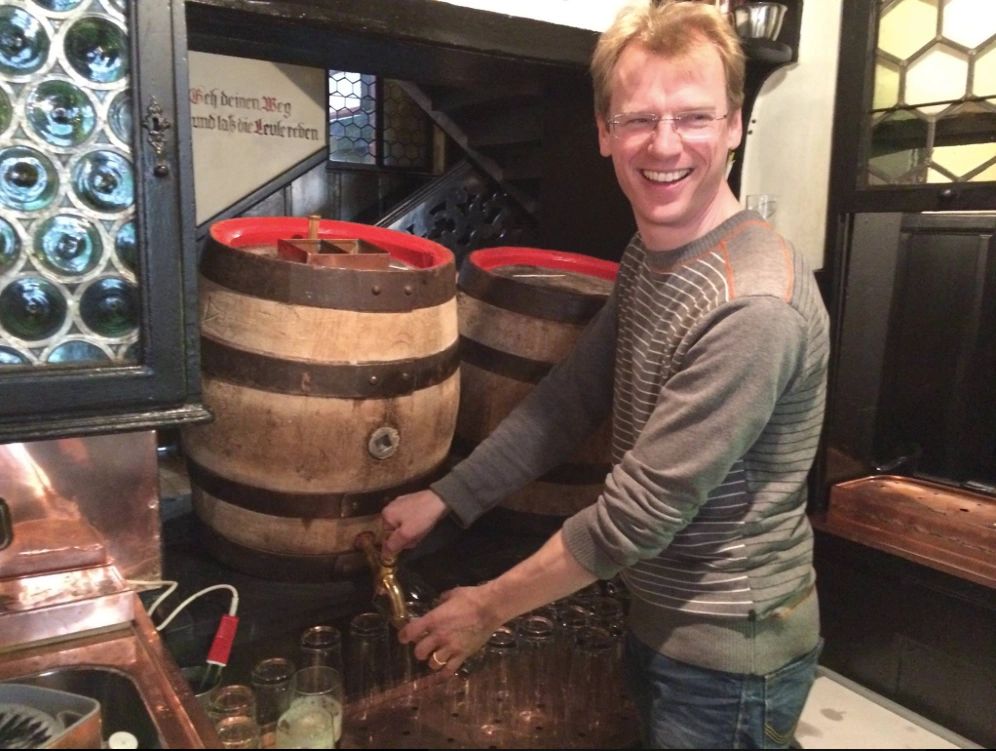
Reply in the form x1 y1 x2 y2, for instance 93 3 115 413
433 210 829 674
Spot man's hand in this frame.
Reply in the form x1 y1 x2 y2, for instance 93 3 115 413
380 488 449 556
397 583 502 675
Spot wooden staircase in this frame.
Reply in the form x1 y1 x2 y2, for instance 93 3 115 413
394 80 545 216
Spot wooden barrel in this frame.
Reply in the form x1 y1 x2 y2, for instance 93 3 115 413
455 247 618 525
181 217 459 580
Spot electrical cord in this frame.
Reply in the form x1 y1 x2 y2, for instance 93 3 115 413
127 579 239 630
127 579 241 692
126 579 178 623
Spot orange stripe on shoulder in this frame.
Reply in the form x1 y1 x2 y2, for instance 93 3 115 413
717 240 735 299
714 219 766 300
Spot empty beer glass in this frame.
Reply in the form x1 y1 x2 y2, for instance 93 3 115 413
515 614 560 747
346 611 390 746
300 625 343 672
467 626 520 747
251 657 296 730
565 625 615 745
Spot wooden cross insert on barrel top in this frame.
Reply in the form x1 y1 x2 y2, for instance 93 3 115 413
277 214 392 270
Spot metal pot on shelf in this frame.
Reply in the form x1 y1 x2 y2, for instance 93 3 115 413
732 2 788 42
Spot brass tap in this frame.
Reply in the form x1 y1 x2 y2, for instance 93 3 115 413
354 531 409 630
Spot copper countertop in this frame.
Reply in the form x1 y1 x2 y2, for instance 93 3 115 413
0 595 219 749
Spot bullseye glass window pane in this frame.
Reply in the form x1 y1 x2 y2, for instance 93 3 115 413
0 276 68 341
0 0 139 369
33 213 102 276
71 149 133 212
26 78 97 147
63 16 128 84
34 1 87 12
0 6 51 77
0 217 21 273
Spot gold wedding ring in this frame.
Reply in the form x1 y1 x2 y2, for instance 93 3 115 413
429 651 448 669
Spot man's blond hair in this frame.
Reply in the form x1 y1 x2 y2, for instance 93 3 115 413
591 1 746 120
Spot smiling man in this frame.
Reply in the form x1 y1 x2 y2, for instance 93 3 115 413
380 2 830 748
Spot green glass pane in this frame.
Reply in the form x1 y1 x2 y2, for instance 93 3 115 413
33 214 103 275
26 79 97 147
33 1 88 11
0 6 51 76
0 217 20 273
71 149 134 212
0 346 29 365
79 276 138 336
0 276 67 340
64 16 128 84
47 339 109 364
0 145 60 211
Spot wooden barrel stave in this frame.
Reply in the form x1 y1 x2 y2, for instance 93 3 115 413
455 247 618 521
182 217 458 578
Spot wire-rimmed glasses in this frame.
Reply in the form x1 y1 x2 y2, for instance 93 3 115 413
607 111 728 143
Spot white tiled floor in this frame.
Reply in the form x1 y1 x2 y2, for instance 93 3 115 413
795 668 983 749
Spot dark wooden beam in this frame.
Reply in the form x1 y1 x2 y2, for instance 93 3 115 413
184 0 597 86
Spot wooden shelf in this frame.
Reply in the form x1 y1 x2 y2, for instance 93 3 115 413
815 474 996 589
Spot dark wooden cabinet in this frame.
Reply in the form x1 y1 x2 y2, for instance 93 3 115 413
814 3 996 744
0 0 209 442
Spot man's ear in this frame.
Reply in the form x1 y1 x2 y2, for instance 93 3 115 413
597 116 612 157
726 108 743 152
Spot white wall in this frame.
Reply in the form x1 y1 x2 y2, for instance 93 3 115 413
739 0 842 270
438 0 842 270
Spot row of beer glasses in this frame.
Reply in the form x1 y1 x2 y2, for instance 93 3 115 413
342 581 634 749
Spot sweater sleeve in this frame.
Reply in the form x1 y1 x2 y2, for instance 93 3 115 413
561 295 808 579
431 293 618 527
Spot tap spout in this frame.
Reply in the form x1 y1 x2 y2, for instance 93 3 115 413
354 531 409 630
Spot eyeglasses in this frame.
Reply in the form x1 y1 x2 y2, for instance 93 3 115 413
607 111 728 142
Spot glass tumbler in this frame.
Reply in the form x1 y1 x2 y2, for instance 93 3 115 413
207 684 261 749
565 625 615 746
746 193 777 221
215 715 262 749
515 614 559 747
251 656 296 730
346 612 390 703
346 611 390 746
300 625 343 672
206 683 257 724
289 665 344 747
467 625 520 747
553 602 592 690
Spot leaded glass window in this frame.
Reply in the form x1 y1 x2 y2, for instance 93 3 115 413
866 0 996 186
0 0 139 369
328 71 431 170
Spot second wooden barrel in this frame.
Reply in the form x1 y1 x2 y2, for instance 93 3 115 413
455 247 618 522
181 217 459 580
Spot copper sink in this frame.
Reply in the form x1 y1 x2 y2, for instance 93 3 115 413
0 600 219 749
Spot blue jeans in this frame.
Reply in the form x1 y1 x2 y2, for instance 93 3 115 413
623 632 823 749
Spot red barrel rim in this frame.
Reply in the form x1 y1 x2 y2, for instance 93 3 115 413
209 217 453 270
467 246 618 281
